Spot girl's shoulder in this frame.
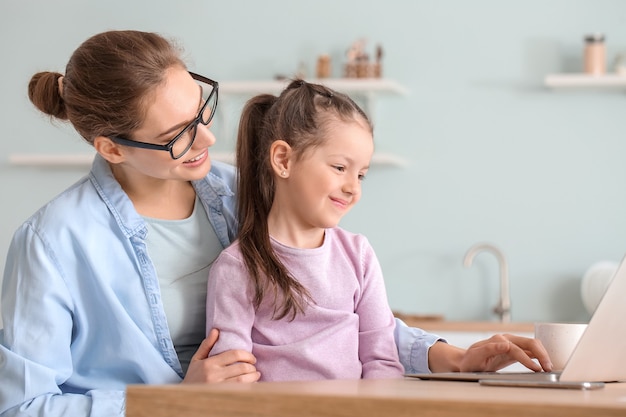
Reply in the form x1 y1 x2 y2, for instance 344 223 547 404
215 239 244 262
326 227 372 252
327 226 368 241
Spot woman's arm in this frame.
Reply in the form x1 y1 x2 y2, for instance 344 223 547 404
0 342 125 417
430 333 552 373
394 320 553 373
393 318 443 373
0 225 126 417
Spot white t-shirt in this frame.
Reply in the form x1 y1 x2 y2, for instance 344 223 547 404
144 196 222 372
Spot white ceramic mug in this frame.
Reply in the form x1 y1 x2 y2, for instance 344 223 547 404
534 322 588 371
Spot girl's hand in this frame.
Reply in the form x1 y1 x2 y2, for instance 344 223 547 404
182 329 261 383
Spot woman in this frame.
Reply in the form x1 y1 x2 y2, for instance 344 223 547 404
0 30 550 417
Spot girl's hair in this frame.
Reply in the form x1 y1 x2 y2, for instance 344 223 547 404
236 80 373 320
28 30 186 144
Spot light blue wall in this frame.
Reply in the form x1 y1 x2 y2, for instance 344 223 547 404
2 0 626 323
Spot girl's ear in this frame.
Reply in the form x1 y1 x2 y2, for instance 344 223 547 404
94 136 126 164
270 140 292 178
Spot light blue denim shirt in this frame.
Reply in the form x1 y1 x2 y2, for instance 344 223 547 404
0 154 440 417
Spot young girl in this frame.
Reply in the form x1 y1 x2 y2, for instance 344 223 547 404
205 80 404 381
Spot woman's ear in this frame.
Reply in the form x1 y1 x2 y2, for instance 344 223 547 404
270 140 292 178
94 136 126 164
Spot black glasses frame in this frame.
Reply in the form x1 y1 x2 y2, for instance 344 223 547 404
109 72 219 160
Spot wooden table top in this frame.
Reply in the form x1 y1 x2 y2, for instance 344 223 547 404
126 377 626 417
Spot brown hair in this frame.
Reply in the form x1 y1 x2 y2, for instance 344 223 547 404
236 80 373 320
28 30 186 144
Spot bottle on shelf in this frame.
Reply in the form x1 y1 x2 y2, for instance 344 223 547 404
584 33 606 75
316 54 331 78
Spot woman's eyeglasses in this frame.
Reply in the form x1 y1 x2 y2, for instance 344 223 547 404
109 72 218 160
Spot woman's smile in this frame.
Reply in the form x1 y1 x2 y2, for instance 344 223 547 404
182 149 208 166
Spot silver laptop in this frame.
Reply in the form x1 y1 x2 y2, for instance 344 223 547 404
405 253 626 389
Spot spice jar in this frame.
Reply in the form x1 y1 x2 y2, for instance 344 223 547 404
584 33 606 75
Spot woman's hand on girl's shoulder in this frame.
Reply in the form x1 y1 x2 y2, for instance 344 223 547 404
182 329 261 383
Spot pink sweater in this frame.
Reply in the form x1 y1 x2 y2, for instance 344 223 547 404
206 227 403 381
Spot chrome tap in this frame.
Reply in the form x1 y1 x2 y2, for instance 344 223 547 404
463 243 511 323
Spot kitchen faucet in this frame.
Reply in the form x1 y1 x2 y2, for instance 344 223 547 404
463 243 511 323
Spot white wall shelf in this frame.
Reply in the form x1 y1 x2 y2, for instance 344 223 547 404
7 152 234 168
219 78 409 167
219 78 407 125
220 78 408 96
8 152 407 168
545 73 626 89
7 78 409 170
